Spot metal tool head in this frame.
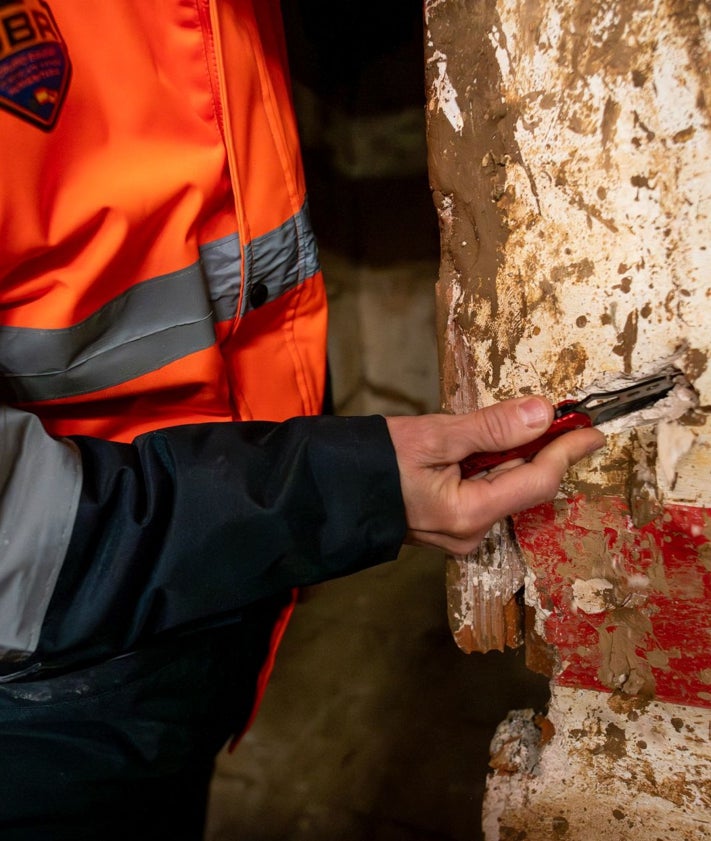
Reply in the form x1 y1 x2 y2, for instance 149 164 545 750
559 373 678 426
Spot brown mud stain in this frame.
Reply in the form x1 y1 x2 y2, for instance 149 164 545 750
612 309 639 374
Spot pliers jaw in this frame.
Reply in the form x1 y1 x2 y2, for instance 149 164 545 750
460 372 680 479
556 372 678 426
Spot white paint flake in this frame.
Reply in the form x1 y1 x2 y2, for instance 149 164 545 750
428 50 464 134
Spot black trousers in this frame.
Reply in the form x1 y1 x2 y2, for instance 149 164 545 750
0 597 288 841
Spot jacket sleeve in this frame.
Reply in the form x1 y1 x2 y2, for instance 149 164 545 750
0 407 83 663
26 414 406 667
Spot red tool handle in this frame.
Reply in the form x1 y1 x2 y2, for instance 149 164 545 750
459 410 592 478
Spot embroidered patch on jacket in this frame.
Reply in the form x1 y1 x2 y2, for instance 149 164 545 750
0 0 71 130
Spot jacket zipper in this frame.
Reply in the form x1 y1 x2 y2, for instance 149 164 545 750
198 0 249 330
197 0 225 139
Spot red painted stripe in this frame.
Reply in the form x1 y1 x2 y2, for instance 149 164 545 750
515 496 711 708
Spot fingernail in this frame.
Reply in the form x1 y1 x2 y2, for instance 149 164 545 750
518 398 549 429
587 434 606 454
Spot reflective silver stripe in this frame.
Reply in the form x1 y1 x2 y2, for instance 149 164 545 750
239 201 320 317
0 407 82 660
0 201 320 403
198 200 320 319
199 232 242 323
0 265 215 403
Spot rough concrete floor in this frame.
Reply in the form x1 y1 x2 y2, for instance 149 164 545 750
205 546 549 841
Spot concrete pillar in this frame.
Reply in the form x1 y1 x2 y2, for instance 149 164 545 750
425 0 711 837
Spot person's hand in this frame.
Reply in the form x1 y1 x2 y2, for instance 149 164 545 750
385 397 605 556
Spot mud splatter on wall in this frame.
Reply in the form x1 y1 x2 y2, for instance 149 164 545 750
429 0 710 405
426 1 711 836
426 0 711 654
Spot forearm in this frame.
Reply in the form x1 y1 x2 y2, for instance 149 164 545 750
5 414 406 668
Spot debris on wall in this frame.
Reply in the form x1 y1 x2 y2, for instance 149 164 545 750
446 517 525 652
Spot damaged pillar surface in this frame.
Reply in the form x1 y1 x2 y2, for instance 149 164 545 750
425 1 711 838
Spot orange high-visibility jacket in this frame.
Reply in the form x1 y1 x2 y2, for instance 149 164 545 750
0 1 389 670
0 0 328 441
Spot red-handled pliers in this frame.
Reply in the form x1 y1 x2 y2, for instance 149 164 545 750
460 373 677 478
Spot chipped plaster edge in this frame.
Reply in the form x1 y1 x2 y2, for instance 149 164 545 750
483 685 711 841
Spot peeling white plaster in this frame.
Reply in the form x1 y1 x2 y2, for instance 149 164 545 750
484 686 711 840
487 26 511 80
427 50 464 134
656 420 698 490
452 518 526 630
465 0 711 506
572 578 615 614
524 565 551 639
591 374 699 436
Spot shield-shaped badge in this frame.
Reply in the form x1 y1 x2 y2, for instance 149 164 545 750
0 0 71 131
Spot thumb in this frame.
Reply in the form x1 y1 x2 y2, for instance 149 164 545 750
457 397 554 459
384 397 555 475
412 397 556 469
